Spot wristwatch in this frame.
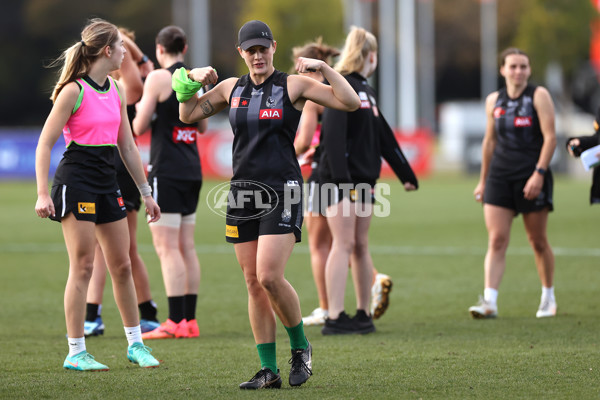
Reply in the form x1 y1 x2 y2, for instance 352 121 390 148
535 167 546 175
137 54 149 66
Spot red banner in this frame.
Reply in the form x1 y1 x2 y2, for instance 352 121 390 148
136 127 433 180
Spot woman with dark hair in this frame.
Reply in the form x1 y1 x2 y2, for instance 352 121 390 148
469 47 557 319
177 20 360 389
35 18 161 370
133 25 207 340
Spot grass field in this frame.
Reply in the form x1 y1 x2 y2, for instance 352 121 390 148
1 174 600 399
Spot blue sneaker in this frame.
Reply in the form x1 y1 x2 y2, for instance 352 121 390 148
84 317 104 337
127 342 160 368
63 351 109 371
140 319 161 333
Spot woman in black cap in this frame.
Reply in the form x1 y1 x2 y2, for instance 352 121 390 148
176 20 359 389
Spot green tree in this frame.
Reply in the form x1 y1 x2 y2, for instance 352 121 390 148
237 0 345 75
514 0 598 79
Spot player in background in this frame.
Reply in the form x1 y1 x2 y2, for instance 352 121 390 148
133 25 206 340
293 39 394 326
317 27 418 336
470 48 557 319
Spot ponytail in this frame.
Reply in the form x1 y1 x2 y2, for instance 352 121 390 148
49 18 119 103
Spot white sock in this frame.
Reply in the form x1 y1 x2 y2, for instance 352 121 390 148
483 288 498 305
541 286 555 301
67 337 86 357
124 325 143 346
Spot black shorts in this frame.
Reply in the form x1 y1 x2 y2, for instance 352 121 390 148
484 172 554 215
117 172 141 212
49 184 127 224
225 185 303 243
322 183 376 209
149 176 202 216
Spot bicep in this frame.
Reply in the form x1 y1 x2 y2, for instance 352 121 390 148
298 78 350 110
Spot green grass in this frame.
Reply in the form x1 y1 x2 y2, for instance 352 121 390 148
2 174 600 399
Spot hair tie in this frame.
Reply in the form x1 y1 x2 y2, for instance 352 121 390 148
80 40 86 47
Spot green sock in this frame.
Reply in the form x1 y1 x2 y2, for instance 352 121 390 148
284 321 309 350
256 343 277 373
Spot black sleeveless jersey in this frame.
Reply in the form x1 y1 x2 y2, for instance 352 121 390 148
489 85 544 179
228 70 302 191
148 62 201 181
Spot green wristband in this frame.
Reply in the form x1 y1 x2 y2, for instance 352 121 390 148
171 67 204 103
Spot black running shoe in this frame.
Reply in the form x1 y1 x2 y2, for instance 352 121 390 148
352 309 376 334
289 341 312 386
239 367 282 390
321 311 356 335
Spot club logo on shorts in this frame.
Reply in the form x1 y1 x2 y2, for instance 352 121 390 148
281 208 292 223
117 197 125 207
349 189 357 202
78 202 96 214
259 109 282 119
225 225 239 238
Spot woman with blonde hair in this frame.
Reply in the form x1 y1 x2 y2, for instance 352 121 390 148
318 27 418 335
35 18 161 370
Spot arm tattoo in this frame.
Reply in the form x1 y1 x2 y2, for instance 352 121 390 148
200 99 215 116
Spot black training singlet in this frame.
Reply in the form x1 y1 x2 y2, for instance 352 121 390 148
147 62 201 181
489 85 544 180
319 72 381 186
228 70 302 191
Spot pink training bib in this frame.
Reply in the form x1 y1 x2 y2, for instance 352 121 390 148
62 77 122 147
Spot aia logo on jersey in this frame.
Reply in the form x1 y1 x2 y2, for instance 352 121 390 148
172 127 198 144
514 116 532 127
493 107 506 119
259 109 282 120
231 97 250 108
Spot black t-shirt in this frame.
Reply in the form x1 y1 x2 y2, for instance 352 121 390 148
147 61 202 181
228 70 302 191
489 85 544 180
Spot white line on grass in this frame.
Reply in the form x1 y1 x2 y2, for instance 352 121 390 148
2 243 600 257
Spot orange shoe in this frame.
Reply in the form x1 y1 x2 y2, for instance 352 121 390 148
141 319 189 339
187 319 200 338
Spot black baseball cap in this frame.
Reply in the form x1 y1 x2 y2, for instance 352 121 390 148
238 20 273 50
